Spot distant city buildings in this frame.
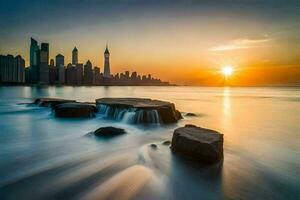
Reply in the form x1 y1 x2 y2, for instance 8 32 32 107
103 45 111 78
56 54 65 84
72 47 78 65
0 38 172 86
0 55 25 83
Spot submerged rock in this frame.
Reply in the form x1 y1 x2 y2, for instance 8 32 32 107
150 144 158 149
162 140 171 146
96 98 182 124
185 112 197 117
94 126 126 137
34 98 76 107
53 102 96 118
171 125 223 164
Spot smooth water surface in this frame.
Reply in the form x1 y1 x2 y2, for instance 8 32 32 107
0 86 299 200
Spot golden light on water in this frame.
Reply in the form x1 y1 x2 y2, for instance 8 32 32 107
222 66 233 77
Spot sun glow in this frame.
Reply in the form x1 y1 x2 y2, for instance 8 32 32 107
222 66 233 77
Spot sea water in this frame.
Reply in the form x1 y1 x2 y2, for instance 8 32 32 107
0 86 299 200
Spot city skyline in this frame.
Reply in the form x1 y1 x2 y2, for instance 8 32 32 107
0 37 171 86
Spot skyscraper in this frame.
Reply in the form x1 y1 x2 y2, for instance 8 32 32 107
72 47 78 65
84 60 93 85
49 59 56 84
103 45 110 78
76 63 83 85
29 38 40 83
56 54 65 84
55 54 64 67
0 54 25 83
39 43 49 84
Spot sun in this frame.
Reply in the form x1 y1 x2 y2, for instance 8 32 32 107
222 66 233 77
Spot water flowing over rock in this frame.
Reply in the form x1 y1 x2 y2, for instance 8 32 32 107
94 126 126 137
34 98 76 107
171 124 223 164
96 98 182 124
53 102 97 118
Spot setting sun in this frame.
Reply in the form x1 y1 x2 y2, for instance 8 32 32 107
222 66 233 77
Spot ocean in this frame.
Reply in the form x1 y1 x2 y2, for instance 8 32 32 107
0 86 299 200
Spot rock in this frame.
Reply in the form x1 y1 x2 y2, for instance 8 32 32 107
150 144 158 149
162 140 171 146
94 126 126 137
185 112 197 117
53 102 97 118
171 125 223 164
96 98 182 124
34 98 76 107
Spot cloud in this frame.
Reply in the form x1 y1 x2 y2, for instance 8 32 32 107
210 38 271 51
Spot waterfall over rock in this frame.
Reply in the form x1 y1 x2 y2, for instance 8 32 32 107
97 104 161 124
96 98 182 124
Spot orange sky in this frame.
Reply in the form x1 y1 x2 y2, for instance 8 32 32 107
1 1 300 86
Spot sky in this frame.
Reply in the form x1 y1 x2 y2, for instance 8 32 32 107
0 0 300 86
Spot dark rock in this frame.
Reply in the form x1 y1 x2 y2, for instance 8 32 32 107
96 98 182 124
185 113 197 117
150 144 158 149
171 125 223 164
34 98 76 108
162 140 171 146
53 102 96 118
94 126 126 137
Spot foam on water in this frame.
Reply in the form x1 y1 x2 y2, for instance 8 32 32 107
97 104 161 124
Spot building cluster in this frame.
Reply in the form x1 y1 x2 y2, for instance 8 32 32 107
0 38 171 86
0 55 25 83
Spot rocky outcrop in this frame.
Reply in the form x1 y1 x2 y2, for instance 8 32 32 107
185 113 197 117
34 98 76 107
171 124 223 164
94 126 126 137
53 102 97 118
96 98 182 124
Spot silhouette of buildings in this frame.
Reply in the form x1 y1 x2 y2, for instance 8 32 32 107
0 54 25 83
39 43 49 84
0 38 173 86
72 47 78 65
84 60 93 85
56 54 65 84
29 38 40 83
103 45 110 78
49 59 56 84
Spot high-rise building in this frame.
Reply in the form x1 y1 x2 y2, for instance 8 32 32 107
103 45 110 78
66 63 76 85
0 54 25 83
72 47 78 65
56 54 65 84
84 60 93 85
49 59 56 84
76 63 83 85
58 65 65 84
29 38 40 83
39 43 49 84
93 66 100 85
15 55 25 83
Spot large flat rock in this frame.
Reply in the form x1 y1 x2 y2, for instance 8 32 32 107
53 102 97 118
171 125 223 164
34 98 76 107
96 98 182 124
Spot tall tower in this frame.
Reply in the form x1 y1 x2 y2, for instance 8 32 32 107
39 43 49 84
103 44 110 78
72 47 78 65
29 37 40 83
